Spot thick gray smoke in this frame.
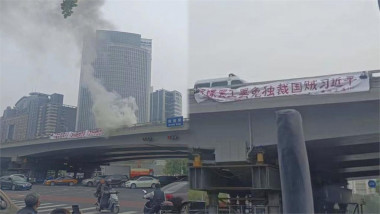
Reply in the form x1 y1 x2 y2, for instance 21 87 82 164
0 0 138 133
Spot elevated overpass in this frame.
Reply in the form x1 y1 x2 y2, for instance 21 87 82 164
1 122 190 162
1 71 378 174
187 71 379 178
186 70 379 213
1 71 379 177
0 122 193 178
1 71 379 212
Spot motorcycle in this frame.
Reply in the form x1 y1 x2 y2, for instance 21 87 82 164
143 189 174 214
95 186 120 213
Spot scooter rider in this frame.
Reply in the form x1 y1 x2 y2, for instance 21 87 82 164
95 179 108 205
99 179 113 209
145 184 165 214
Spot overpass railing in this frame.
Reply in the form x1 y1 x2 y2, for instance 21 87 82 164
0 118 189 145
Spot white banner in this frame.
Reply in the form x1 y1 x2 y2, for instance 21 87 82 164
194 71 370 103
49 129 104 139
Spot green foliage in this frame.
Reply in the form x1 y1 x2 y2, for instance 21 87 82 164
61 0 78 18
163 159 188 175
188 190 207 201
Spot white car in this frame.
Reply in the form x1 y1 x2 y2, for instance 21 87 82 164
125 176 160 189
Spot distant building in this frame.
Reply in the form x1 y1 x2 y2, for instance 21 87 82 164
348 179 377 195
0 92 76 143
76 30 152 131
150 89 182 123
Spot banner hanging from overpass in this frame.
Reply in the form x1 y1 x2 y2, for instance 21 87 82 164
194 71 370 103
49 129 104 139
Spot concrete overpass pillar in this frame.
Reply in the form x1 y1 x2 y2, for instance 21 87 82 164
276 109 314 214
207 191 219 214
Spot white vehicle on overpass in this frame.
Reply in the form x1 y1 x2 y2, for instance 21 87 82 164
194 73 247 89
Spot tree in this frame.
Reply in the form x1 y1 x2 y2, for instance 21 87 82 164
61 0 78 18
163 159 188 175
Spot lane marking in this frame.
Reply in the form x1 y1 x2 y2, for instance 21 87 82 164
37 204 68 210
79 207 97 211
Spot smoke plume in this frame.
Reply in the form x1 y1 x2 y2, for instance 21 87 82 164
0 0 138 133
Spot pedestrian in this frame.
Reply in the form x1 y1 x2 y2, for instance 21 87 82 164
17 192 40 214
50 208 70 214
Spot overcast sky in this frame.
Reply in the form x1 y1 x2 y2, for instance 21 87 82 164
1 0 379 116
188 0 380 85
0 0 188 115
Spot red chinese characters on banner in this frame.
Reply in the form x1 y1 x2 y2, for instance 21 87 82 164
291 82 302 93
320 79 329 89
218 89 228 98
207 89 217 98
193 71 369 103
218 89 234 98
251 87 261 97
331 77 343 87
262 86 275 97
304 80 317 91
239 88 249 96
277 83 289 95
199 89 207 96
237 88 249 99
346 76 355 85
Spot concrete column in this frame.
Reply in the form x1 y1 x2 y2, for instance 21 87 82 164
276 109 314 214
207 191 219 214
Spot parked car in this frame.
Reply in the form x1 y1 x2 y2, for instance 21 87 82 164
157 176 181 187
81 175 107 187
161 181 205 213
104 174 129 187
125 176 159 189
0 190 19 213
0 176 32 191
131 175 157 180
10 174 28 181
44 176 78 186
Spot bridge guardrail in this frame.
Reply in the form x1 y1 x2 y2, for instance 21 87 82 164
0 118 190 145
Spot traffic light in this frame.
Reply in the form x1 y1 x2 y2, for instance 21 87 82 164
61 0 78 18
167 135 179 140
142 137 153 141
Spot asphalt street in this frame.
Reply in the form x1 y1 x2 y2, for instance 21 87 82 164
3 184 153 214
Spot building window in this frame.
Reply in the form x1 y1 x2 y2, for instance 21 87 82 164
7 124 15 140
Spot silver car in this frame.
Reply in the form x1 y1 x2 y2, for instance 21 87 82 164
82 175 107 187
125 176 159 189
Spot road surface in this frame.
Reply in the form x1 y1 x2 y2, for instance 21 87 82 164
3 184 150 214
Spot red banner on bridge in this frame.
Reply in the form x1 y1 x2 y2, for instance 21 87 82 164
49 129 104 139
194 71 370 103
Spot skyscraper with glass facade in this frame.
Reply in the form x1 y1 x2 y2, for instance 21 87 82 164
76 30 152 131
150 89 182 123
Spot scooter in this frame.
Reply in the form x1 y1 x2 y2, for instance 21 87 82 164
143 189 174 214
96 186 120 213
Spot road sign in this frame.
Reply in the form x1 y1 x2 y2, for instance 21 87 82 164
368 180 376 188
167 116 184 127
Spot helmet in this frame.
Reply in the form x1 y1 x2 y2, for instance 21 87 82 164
99 179 105 184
